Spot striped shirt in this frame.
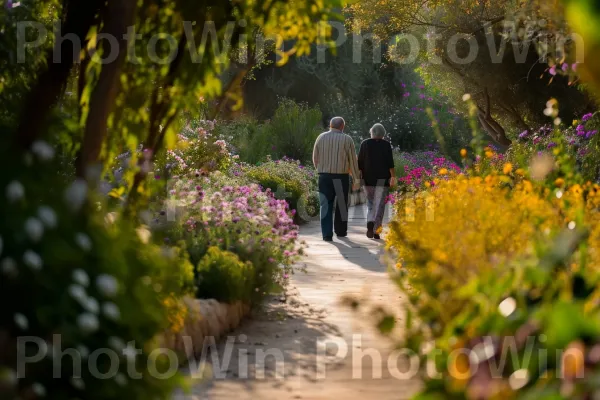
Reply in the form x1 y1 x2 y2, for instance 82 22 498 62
312 129 360 178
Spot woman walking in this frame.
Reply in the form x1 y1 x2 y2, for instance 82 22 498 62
358 123 395 239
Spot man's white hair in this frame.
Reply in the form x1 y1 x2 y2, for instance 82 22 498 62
330 117 345 130
370 123 386 138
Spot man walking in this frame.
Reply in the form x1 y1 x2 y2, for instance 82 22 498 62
312 117 360 241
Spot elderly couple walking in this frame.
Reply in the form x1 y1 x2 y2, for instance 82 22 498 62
312 117 396 242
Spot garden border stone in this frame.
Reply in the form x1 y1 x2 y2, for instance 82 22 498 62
159 296 250 363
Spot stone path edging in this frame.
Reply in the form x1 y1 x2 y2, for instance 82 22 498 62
160 297 250 362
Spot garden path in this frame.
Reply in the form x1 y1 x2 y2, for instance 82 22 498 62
174 204 421 399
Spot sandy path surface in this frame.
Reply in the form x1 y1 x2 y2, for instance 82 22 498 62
174 204 421 400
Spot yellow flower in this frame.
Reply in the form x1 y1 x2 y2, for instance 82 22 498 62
460 149 467 158
503 163 513 174
395 262 403 270
515 168 525 176
439 168 448 175
555 178 565 187
485 151 493 158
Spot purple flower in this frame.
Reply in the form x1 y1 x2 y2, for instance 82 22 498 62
547 142 557 149
582 113 593 122
562 63 569 72
403 92 411 97
586 130 598 139
518 130 529 139
549 65 557 76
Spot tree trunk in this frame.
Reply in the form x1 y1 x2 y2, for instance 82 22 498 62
16 0 104 151
476 88 512 147
76 0 138 179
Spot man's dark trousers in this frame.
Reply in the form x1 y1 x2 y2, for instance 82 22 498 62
318 173 350 239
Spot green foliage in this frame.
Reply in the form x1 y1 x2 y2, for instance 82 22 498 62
196 247 255 303
326 69 472 152
244 157 318 220
221 99 322 164
0 150 192 399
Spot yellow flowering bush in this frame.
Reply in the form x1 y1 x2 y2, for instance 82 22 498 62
385 151 600 398
388 174 563 326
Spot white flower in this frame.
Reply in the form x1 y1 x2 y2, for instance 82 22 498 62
108 336 125 352
31 383 46 397
76 345 89 359
136 226 151 244
77 313 99 334
64 180 88 212
70 377 85 390
14 313 28 330
1 258 17 277
114 373 127 386
24 218 44 242
68 284 87 303
74 233 92 251
83 297 99 314
96 274 118 297
31 141 55 161
6 181 24 202
102 302 120 320
37 206 58 228
72 269 89 287
23 250 42 271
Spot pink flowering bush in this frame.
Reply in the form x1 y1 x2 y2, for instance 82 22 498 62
161 171 303 303
394 150 462 192
159 120 233 177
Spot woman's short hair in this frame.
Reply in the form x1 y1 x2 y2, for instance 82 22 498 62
370 123 386 138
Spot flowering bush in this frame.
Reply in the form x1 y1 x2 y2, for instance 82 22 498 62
508 113 600 182
0 146 193 399
244 157 319 221
384 142 600 398
160 170 303 303
160 120 234 177
393 150 462 191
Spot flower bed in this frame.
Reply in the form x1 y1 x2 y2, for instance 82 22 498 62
393 150 463 192
384 142 600 398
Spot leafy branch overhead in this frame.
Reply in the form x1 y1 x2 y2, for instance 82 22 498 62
9 0 345 207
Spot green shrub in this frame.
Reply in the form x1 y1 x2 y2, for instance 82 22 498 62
195 247 255 303
216 99 323 165
0 146 192 399
244 157 318 220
